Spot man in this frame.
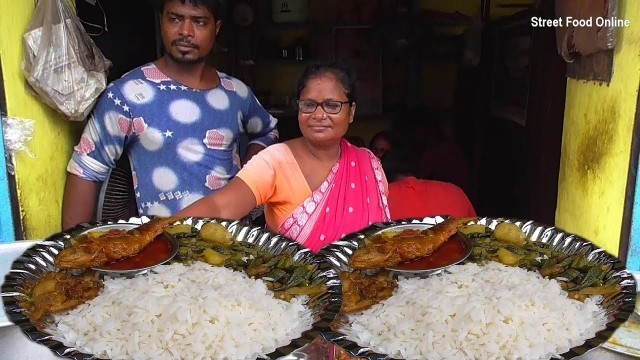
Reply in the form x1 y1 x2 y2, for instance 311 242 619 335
62 0 278 230
382 148 476 220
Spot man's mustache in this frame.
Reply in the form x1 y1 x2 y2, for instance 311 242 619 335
171 38 199 49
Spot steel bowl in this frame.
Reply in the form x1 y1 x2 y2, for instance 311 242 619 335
79 223 180 278
378 223 474 278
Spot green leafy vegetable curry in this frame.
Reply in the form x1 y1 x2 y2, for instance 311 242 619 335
460 222 622 302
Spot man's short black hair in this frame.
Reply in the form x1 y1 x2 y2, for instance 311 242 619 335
381 147 418 182
152 0 225 20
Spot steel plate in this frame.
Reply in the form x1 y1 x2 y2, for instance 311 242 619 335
1 217 342 360
318 216 638 360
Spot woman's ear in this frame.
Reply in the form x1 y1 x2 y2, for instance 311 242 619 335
349 102 356 123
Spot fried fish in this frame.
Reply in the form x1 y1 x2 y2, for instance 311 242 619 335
55 217 180 270
349 217 477 270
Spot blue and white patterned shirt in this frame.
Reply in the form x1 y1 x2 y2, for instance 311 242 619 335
67 63 279 216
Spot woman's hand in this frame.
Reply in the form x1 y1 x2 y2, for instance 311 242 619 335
176 178 258 220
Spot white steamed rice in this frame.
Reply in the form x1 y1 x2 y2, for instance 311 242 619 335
50 262 314 360
344 261 608 360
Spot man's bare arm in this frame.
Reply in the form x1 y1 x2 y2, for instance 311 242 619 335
241 143 266 166
61 174 101 231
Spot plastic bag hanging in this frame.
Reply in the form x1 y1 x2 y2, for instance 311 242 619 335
22 0 112 121
2 116 35 175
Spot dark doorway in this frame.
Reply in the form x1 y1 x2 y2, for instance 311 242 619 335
77 0 158 82
468 1 566 224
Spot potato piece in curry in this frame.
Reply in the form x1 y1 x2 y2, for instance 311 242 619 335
340 271 397 314
22 271 103 322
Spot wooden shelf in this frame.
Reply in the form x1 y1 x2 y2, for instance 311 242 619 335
240 59 321 66
257 59 316 65
259 21 374 32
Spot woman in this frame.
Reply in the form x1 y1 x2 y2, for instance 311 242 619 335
178 63 390 252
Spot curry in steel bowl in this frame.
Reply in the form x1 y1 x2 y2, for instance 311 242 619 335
83 223 179 275
366 223 474 277
1 217 342 360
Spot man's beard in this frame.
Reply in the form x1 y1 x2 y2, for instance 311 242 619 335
167 38 206 64
166 50 206 65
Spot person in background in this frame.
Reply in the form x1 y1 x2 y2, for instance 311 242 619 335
62 0 278 230
382 147 476 220
178 62 391 253
368 130 394 159
418 113 470 192
346 135 365 147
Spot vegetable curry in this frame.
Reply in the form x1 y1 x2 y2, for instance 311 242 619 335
460 222 622 302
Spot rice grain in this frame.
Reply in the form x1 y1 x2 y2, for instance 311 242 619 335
344 261 607 360
50 262 314 360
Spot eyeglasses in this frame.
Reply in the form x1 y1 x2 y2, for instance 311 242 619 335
297 100 351 114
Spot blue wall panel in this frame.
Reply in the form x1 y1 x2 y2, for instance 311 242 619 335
627 153 640 272
0 114 15 243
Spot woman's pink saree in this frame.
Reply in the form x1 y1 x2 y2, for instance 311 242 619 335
279 139 391 253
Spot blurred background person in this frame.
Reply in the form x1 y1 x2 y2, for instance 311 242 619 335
418 112 470 192
368 130 394 159
382 147 475 220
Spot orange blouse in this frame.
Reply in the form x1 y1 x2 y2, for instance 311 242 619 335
237 143 389 233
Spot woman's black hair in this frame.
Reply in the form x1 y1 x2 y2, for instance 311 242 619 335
296 62 357 103
152 0 224 20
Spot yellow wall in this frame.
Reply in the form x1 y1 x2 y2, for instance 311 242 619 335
556 0 640 256
0 1 82 239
